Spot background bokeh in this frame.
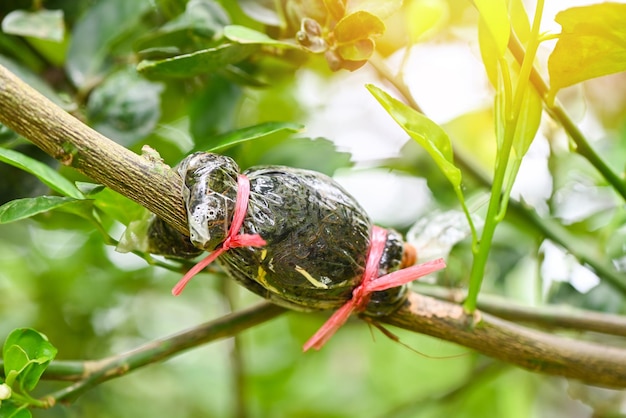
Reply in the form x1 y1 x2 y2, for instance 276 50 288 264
1 0 625 417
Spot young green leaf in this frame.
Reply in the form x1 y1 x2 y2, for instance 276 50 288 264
0 148 83 199
366 84 461 188
477 16 499 88
407 0 449 44
548 3 626 100
137 43 257 78
474 0 510 57
3 328 57 392
206 122 305 152
512 88 542 159
0 196 85 224
501 86 543 203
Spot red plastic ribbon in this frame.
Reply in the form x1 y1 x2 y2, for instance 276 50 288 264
172 174 266 296
303 226 446 351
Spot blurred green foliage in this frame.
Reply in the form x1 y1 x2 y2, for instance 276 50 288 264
1 0 626 417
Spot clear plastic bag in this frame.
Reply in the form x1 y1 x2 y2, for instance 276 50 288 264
149 152 409 314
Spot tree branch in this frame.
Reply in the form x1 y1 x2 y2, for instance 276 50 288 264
381 292 626 389
0 64 189 235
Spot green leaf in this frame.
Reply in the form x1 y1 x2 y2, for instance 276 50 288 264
0 196 85 224
366 84 461 188
92 188 145 226
67 0 152 88
135 0 229 55
87 68 164 146
190 76 242 143
206 122 305 152
548 3 626 98
3 328 57 392
137 43 257 78
0 148 83 199
223 25 296 47
1 9 65 42
0 401 32 418
333 11 385 44
474 0 510 57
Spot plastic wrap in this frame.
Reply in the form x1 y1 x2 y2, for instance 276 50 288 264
150 152 409 315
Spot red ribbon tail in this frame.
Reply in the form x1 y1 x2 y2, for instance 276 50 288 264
302 302 355 352
364 258 447 293
171 249 224 296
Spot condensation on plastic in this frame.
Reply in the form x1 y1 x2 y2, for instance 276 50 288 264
150 152 408 314
406 209 483 262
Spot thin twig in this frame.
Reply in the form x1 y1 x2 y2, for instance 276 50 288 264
40 302 286 404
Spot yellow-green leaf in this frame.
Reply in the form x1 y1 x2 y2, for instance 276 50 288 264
478 16 499 88
548 2 626 97
474 0 510 57
502 86 542 196
407 0 449 44
512 87 542 159
367 84 461 188
509 0 531 44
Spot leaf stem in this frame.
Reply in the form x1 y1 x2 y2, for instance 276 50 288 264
464 0 546 312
